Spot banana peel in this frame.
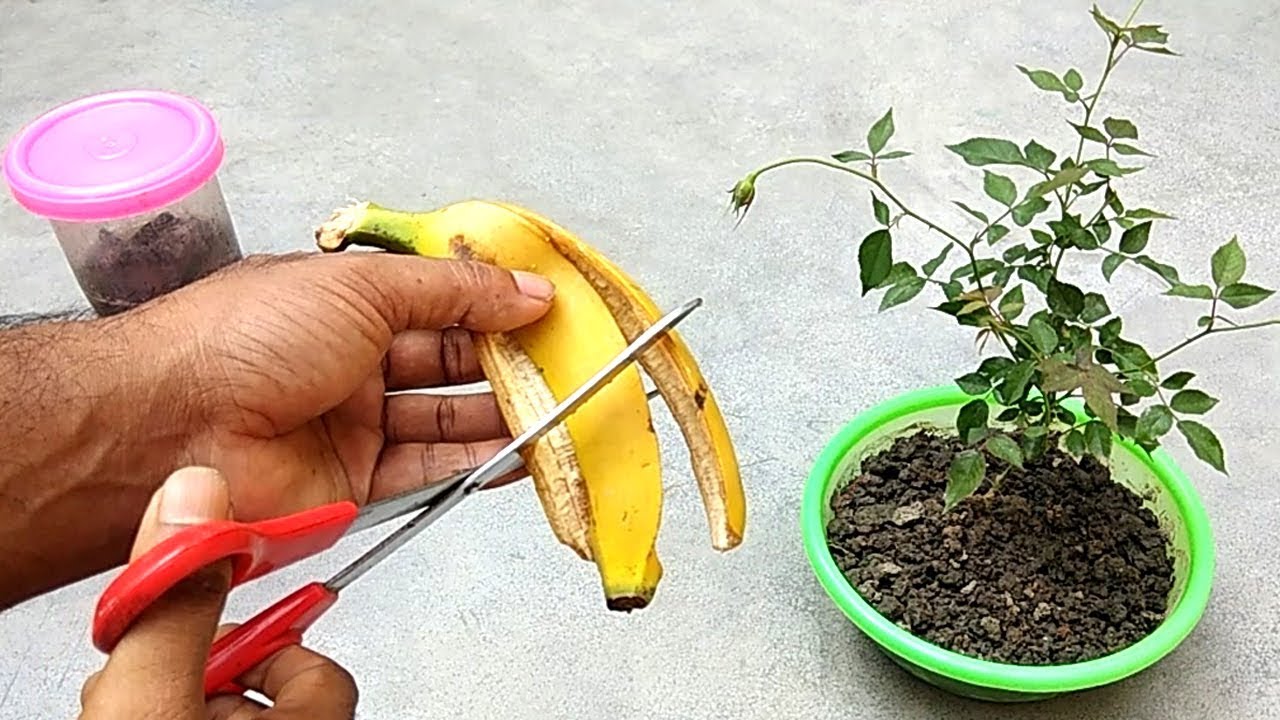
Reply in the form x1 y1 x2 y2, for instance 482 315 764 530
315 198 744 610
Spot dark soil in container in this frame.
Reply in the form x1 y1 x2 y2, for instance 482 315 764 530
78 211 242 316
826 428 1174 665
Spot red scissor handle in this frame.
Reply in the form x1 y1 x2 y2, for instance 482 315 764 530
92 501 359 654
204 581 339 696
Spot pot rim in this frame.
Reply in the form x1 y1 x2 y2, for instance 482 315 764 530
800 384 1215 694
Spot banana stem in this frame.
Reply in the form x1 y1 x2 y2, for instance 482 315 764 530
315 201 421 255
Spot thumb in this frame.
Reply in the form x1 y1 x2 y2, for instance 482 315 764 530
326 252 557 333
99 467 235 696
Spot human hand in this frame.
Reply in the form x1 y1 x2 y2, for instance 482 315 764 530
132 250 555 523
79 466 358 719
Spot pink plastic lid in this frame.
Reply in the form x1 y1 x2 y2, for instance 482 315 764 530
2 89 225 222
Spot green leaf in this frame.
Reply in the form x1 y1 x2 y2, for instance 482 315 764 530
1102 253 1126 281
983 170 1017 206
1071 123 1108 143
1064 428 1086 457
1032 165 1088 197
942 281 964 300
984 433 1025 470
877 150 913 160
1019 265 1052 293
945 449 986 512
1028 316 1059 354
1106 190 1125 215
998 284 1025 321
1130 24 1170 44
1127 208 1175 220
956 399 990 444
871 193 890 226
953 201 990 224
1082 365 1125 431
986 224 1011 245
1166 283 1214 300
998 360 1036 404
872 262 915 290
1177 420 1226 473
1063 68 1083 91
1136 405 1174 441
993 265 1015 291
1103 117 1138 139
867 108 895 155
955 372 991 395
1211 236 1246 287
1161 371 1195 390
979 356 1014 380
879 276 927 311
1197 315 1214 328
1084 420 1113 460
950 258 1005 282
833 149 872 163
1003 244 1028 263
857 229 893 296
1119 221 1152 254
1098 317 1123 345
1219 282 1275 309
922 244 953 277
946 137 1026 167
1016 65 1072 97
1080 292 1111 323
1023 140 1057 171
1170 389 1219 415
1047 279 1085 319
1012 195 1051 226
1030 229 1053 245
1125 376 1157 398
1135 255 1181 286
996 407 1021 422
1091 4 1122 36
1112 143 1153 157
1092 221 1112 245
1086 158 1141 177
1133 45 1180 57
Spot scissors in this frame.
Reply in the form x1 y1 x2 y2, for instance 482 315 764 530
90 296 703 698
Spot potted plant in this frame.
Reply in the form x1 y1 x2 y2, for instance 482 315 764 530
728 2 1276 702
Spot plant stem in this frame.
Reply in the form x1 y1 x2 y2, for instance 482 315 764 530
752 157 967 247
749 156 1020 358
1149 318 1280 366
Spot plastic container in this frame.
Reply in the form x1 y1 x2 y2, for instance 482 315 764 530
801 385 1215 702
2 90 242 316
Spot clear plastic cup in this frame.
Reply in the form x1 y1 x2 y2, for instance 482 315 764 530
2 90 243 316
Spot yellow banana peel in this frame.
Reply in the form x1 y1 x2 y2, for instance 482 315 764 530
315 198 744 610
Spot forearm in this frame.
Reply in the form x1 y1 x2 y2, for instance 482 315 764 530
0 311 187 609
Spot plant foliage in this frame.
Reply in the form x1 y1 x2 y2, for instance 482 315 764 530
726 3 1277 508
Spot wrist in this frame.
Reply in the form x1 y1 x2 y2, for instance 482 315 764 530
0 310 190 607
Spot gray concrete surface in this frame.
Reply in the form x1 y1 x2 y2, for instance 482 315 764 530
1 0 1277 717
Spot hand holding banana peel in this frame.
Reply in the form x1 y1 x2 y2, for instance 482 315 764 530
315 199 746 610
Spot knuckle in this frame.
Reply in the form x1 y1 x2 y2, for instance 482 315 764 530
434 396 458 439
439 328 470 382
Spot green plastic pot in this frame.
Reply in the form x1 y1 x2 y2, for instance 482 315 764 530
801 385 1215 702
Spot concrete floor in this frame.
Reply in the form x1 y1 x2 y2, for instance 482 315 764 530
1 0 1277 717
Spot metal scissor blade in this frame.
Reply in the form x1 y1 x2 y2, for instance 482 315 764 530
460 295 703 493
323 297 703 592
346 468 471 534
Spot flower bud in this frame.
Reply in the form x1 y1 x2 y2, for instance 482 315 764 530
727 174 757 223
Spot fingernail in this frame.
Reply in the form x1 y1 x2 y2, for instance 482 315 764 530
158 467 229 526
512 270 555 301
